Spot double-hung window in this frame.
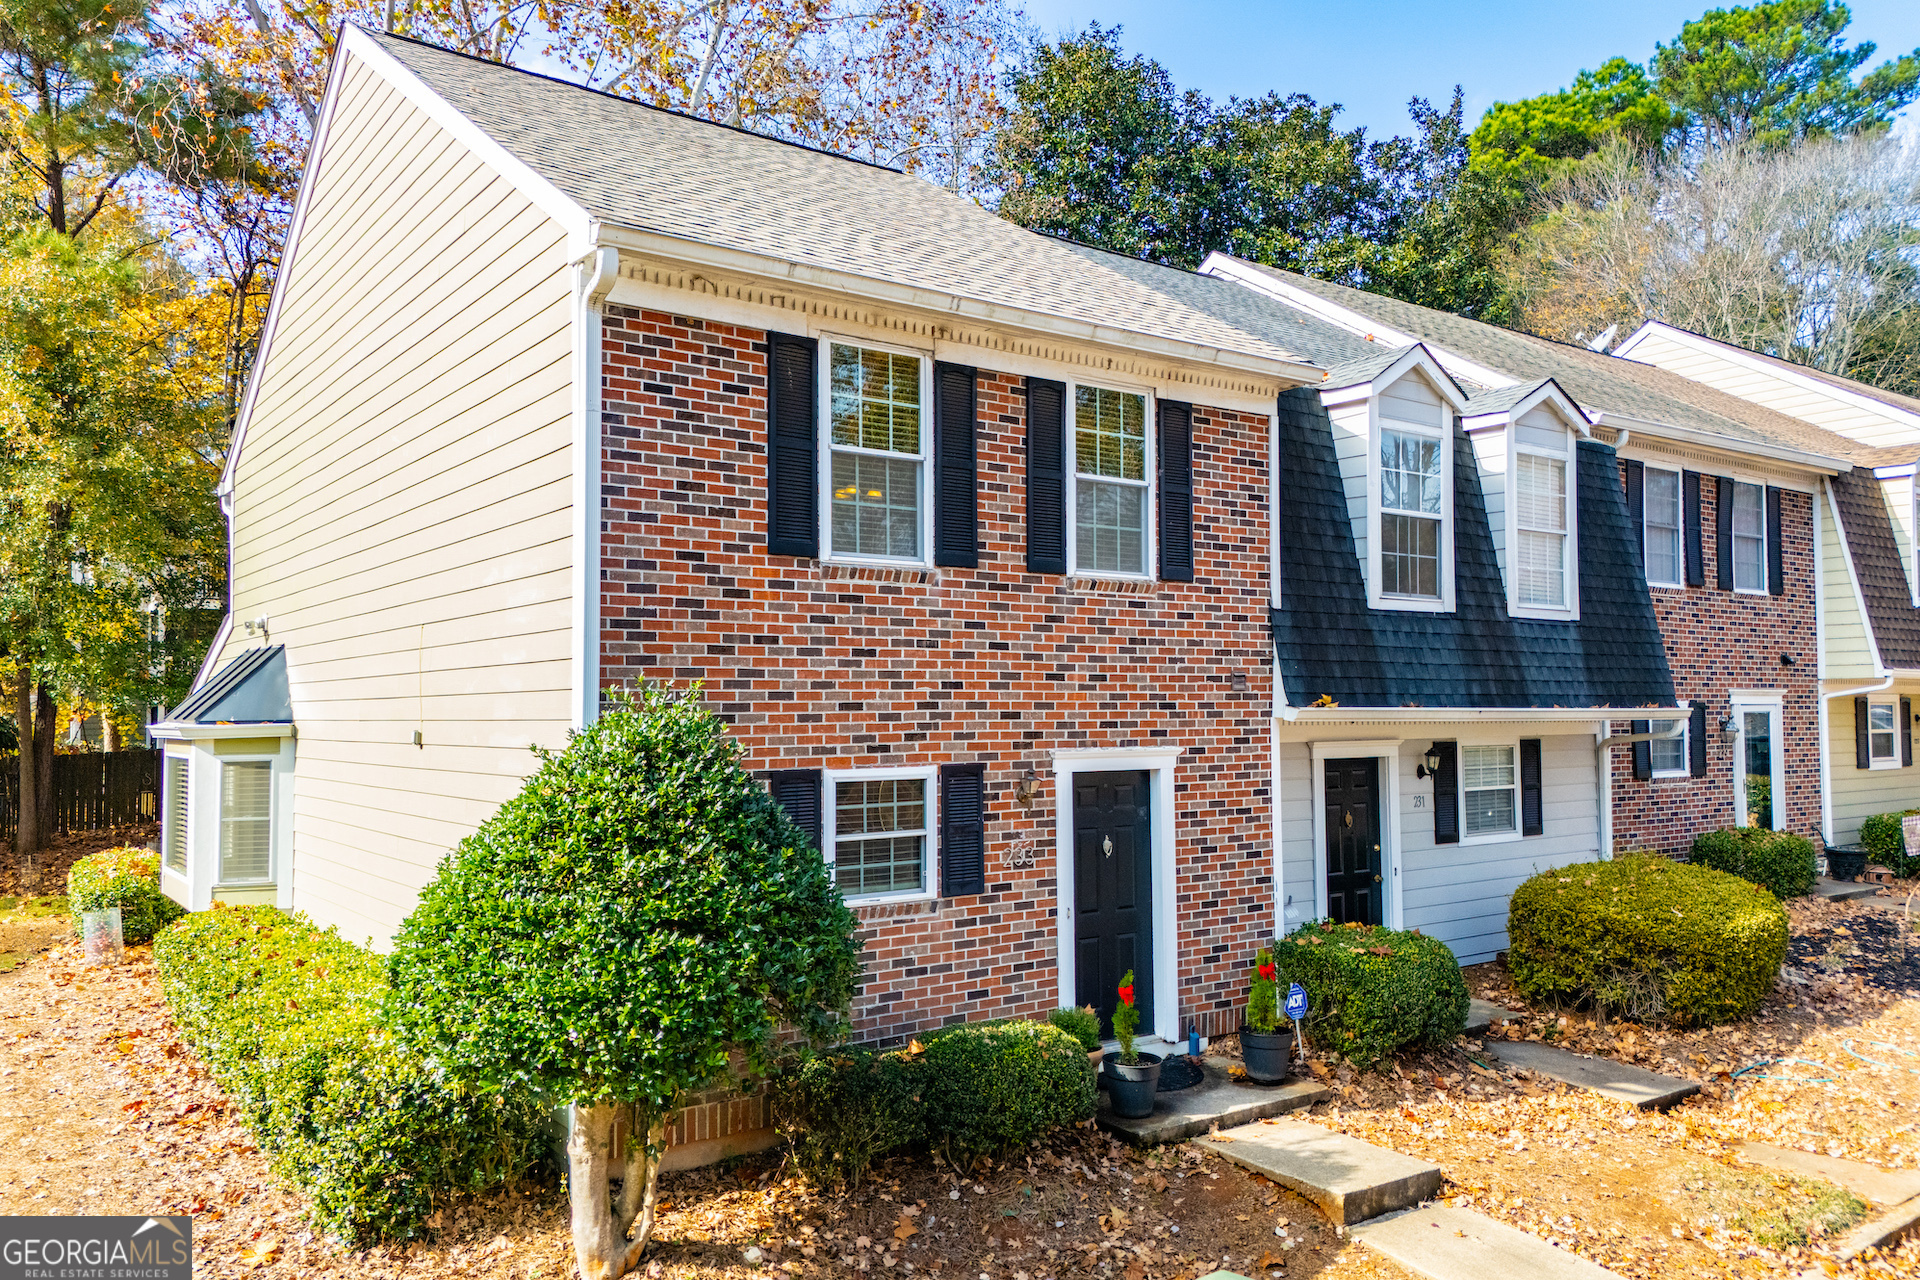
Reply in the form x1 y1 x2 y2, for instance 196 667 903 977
218 760 272 884
1380 430 1443 598
1644 467 1682 587
827 342 928 561
1869 701 1899 767
1463 745 1516 837
1649 718 1688 777
1516 448 1570 609
829 771 934 899
1731 481 1766 592
1072 385 1150 576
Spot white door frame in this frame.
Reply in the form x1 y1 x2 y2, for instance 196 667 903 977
1730 690 1787 829
1051 748 1181 1044
1308 739 1404 929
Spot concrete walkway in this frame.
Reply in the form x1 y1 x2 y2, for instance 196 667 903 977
1197 1119 1442 1225
1483 1038 1699 1109
1736 1141 1920 1205
1097 1060 1327 1146
1815 877 1888 902
1354 1206 1625 1280
1464 999 1520 1035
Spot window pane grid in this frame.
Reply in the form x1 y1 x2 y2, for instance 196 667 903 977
1073 385 1149 575
1074 387 1146 481
1870 703 1897 761
1381 431 1442 515
1076 480 1145 575
833 778 927 898
1463 745 1516 836
1645 469 1681 585
1380 512 1439 597
1733 482 1765 591
1650 718 1686 774
219 760 272 884
828 344 923 560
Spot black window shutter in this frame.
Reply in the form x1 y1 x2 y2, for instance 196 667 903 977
1856 696 1872 769
1520 739 1543 837
766 332 818 557
934 362 979 568
1684 471 1705 586
1025 378 1066 575
1766 485 1785 596
1716 476 1734 591
1631 719 1652 782
1624 459 1645 571
1157 400 1195 582
1432 742 1459 845
769 769 822 852
1904 696 1914 768
939 763 987 897
1689 700 1708 778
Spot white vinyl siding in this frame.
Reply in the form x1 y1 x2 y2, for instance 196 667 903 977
1071 385 1150 576
1731 481 1767 592
219 761 273 884
1828 679 1920 843
163 756 189 874
826 342 926 561
1644 467 1682 587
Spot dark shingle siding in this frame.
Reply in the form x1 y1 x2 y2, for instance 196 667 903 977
1831 470 1920 668
1270 388 1673 709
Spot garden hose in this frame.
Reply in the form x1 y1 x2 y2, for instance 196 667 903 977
1730 1057 1834 1084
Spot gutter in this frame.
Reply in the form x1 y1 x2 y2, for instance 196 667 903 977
570 240 620 730
1589 409 1851 475
1278 705 1681 725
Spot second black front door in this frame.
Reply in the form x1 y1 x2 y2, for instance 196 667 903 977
1074 770 1152 1037
1325 757 1382 925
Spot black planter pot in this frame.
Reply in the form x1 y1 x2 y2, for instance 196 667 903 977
1239 1025 1292 1082
1827 845 1869 882
1102 1052 1163 1118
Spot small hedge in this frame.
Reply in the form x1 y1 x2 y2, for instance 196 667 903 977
1690 827 1817 899
1507 856 1787 1026
68 847 183 945
1271 922 1468 1068
1858 810 1920 878
153 906 550 1243
771 1019 1094 1184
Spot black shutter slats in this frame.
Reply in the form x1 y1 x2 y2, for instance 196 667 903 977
1520 738 1543 837
1766 485 1785 596
934 362 979 568
1433 742 1459 845
1857 696 1872 769
1025 378 1066 575
1684 471 1705 586
766 332 818 557
1689 701 1708 778
1905 696 1913 768
1631 719 1652 782
1157 400 1195 582
939 763 987 897
1716 476 1734 591
1625 459 1645 572
769 769 822 853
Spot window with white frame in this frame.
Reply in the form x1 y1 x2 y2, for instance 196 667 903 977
827 342 927 561
1869 700 1899 767
1650 718 1688 777
163 755 189 874
1644 467 1682 587
1072 384 1150 576
829 772 933 899
1462 745 1517 836
1380 430 1443 598
218 760 272 884
1731 481 1766 592
1516 450 1570 608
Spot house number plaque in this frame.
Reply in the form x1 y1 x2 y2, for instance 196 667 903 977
1007 836 1037 870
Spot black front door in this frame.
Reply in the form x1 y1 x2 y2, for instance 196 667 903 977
1074 770 1152 1037
1325 758 1382 925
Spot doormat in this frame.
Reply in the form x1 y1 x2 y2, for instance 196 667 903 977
1156 1055 1204 1092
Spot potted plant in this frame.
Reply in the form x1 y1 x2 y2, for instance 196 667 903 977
1240 946 1291 1082
1049 1005 1105 1066
1101 971 1160 1117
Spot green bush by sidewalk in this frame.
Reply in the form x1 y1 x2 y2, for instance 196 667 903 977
1690 827 1817 899
1047 1005 1101 1053
1270 922 1468 1069
1858 811 1920 878
1507 855 1787 1026
67 847 182 944
154 906 550 1243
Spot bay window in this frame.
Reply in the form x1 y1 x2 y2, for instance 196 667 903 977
218 760 273 884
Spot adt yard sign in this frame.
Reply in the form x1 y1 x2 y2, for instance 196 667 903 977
1285 983 1308 1020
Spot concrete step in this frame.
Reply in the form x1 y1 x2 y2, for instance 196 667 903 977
1831 1194 1920 1259
1736 1141 1920 1206
1354 1206 1624 1280
1465 999 1521 1035
1484 1038 1699 1110
1098 1059 1327 1146
1197 1118 1442 1225
1815 877 1887 902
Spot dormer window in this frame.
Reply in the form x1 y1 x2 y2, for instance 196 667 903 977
1381 430 1443 598
1516 444 1569 609
1464 379 1587 621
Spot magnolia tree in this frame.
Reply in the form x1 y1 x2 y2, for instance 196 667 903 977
387 686 861 1279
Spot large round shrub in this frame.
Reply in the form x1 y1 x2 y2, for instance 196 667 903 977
1271 922 1468 1068
1508 856 1787 1026
67 846 183 944
920 1020 1093 1159
1859 811 1920 878
1690 827 1816 898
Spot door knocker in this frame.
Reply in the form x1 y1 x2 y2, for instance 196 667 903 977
1342 810 1353 828
1103 835 1114 859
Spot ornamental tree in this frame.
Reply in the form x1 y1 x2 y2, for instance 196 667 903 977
387 685 862 1280
1247 948 1279 1033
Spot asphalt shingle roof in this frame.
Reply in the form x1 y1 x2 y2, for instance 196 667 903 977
1830 472 1920 670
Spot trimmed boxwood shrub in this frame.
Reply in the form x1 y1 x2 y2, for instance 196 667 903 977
1271 922 1468 1068
770 1047 926 1187
153 906 549 1243
1507 856 1787 1026
67 846 183 944
1690 827 1817 899
1858 810 1920 878
921 1020 1094 1159
1048 1005 1101 1053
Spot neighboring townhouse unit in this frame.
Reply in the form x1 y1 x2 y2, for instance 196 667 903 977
1616 322 1920 845
1197 256 1878 858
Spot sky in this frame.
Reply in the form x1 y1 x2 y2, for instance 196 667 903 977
1016 0 1920 141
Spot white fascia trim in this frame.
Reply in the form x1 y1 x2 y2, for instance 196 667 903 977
1324 345 1469 412
1198 252 1518 392
1875 464 1919 480
149 722 296 741
1586 410 1849 476
1824 478 1890 678
1617 320 1920 436
602 227 1323 389
1501 379 1594 437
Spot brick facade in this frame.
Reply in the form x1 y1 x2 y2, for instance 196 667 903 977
1608 470 1820 853
597 306 1278 1044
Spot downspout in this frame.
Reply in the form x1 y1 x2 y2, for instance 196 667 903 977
1595 719 1687 857
571 241 619 730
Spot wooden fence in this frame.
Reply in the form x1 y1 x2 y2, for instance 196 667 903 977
0 750 161 839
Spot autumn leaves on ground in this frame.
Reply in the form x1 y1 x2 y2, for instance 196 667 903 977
4 888 1920 1280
